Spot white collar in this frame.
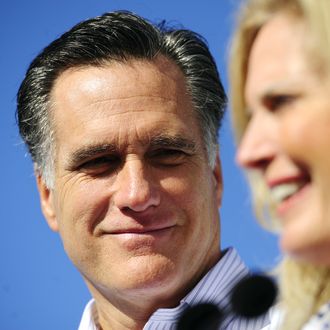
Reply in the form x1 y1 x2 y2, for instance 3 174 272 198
78 299 99 330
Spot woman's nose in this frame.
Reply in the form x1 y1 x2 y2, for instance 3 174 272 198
236 113 278 171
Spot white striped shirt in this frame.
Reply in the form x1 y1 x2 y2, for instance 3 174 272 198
78 248 270 330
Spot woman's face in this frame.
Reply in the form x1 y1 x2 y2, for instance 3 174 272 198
237 13 330 264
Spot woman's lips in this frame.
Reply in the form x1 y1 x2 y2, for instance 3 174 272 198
267 172 311 218
272 182 311 218
270 181 306 203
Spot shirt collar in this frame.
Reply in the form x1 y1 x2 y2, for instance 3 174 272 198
148 247 248 322
78 299 99 330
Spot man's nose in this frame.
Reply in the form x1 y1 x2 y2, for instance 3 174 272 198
236 113 278 171
112 158 161 212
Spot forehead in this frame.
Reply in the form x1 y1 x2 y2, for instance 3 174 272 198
51 56 189 113
245 13 309 103
49 56 201 152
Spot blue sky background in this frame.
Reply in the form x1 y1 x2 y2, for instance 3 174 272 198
1 1 279 329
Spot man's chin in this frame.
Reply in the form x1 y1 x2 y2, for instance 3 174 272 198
85 254 180 293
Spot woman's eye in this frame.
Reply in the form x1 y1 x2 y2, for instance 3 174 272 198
264 94 295 112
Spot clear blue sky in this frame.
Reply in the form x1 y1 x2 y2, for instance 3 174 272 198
1 1 279 329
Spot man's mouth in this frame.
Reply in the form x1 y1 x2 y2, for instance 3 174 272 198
111 225 175 235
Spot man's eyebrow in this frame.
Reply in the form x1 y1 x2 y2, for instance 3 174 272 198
65 135 197 169
66 143 118 168
149 135 197 152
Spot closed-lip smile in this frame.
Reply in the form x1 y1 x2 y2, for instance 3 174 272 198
110 225 176 235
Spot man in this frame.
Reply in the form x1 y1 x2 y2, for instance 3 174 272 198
17 11 269 329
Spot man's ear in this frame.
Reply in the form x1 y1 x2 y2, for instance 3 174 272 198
212 152 223 208
36 174 59 232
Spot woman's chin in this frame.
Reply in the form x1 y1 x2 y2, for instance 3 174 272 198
280 233 330 266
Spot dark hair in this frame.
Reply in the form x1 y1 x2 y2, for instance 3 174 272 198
17 11 226 187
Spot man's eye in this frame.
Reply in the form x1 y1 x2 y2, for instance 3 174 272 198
150 149 188 166
79 156 120 174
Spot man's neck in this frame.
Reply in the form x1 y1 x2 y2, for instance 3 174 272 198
87 284 180 330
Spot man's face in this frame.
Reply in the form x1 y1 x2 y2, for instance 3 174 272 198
38 56 222 307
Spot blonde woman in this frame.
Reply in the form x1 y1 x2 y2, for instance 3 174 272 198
230 0 330 329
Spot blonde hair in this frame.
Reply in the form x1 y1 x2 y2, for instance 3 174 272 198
229 0 330 328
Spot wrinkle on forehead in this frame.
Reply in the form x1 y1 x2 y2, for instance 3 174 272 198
50 56 193 136
50 55 202 172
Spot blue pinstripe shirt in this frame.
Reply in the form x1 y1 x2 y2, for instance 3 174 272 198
78 248 270 330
